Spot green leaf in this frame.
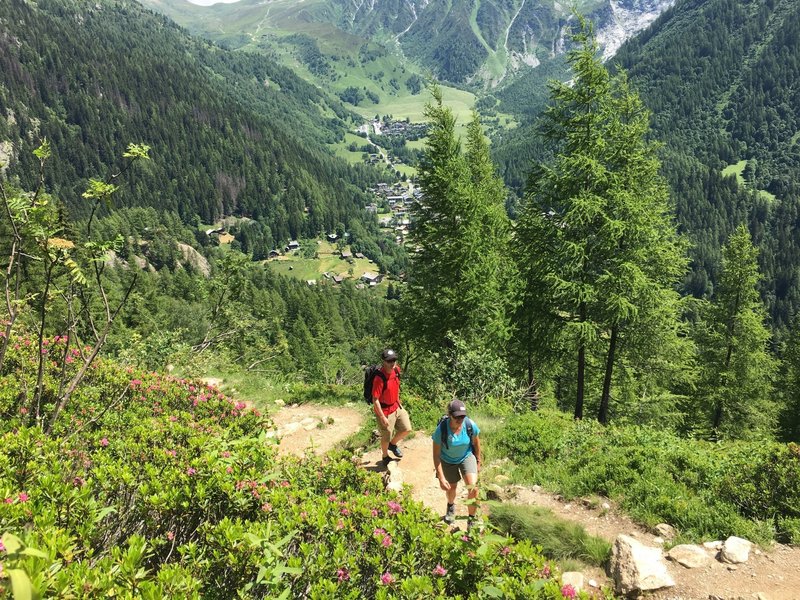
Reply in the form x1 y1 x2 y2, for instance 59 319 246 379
32 140 51 161
8 569 35 600
256 566 268 584
19 547 48 559
95 506 117 523
480 585 503 598
123 143 151 160
2 533 24 555
82 179 118 201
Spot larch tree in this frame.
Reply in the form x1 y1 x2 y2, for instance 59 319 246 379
404 87 514 363
516 17 687 422
694 225 778 440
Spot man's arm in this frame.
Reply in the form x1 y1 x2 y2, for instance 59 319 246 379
372 376 389 427
373 398 388 427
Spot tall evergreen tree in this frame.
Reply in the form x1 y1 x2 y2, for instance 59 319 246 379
516 17 687 422
778 315 800 442
404 87 514 361
693 225 779 440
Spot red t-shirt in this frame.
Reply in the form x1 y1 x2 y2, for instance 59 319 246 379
372 365 401 415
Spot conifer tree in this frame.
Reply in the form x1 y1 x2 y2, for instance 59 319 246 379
404 87 514 361
694 225 778 439
516 17 687 421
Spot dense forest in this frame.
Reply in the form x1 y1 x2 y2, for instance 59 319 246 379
0 0 386 249
493 0 800 331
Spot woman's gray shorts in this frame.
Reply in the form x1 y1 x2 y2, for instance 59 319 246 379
441 454 478 484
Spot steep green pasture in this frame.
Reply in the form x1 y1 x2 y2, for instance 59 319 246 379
722 161 777 203
266 241 385 287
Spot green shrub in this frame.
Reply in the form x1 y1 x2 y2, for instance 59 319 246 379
0 336 583 599
492 411 797 544
494 409 575 461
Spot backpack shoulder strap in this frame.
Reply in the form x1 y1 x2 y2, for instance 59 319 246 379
439 416 449 449
466 417 474 439
374 367 388 384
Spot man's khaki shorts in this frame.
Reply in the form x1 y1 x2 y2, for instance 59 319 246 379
379 407 411 443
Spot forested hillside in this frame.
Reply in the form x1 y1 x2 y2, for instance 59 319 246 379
613 0 800 328
494 0 800 330
0 0 382 247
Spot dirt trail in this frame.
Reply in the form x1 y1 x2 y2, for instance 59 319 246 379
267 402 800 599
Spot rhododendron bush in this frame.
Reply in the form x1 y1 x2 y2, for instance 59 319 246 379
0 337 586 598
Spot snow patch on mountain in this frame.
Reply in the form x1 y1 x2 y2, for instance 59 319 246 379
596 0 675 60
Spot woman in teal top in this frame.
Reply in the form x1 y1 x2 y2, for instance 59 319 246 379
432 399 482 529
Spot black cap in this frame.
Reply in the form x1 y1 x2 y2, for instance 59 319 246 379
381 348 398 362
448 399 467 417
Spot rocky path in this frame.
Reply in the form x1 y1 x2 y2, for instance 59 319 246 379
268 402 800 599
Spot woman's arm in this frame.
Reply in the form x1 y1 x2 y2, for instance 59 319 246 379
433 441 450 490
472 435 481 470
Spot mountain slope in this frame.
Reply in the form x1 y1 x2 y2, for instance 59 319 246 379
0 0 378 245
139 0 674 88
611 0 800 327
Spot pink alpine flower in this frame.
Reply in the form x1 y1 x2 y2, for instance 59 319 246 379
560 584 577 599
166 531 175 541
18 492 29 503
380 572 394 585
373 528 386 537
381 535 392 547
433 564 447 576
387 500 403 514
99 437 109 447
0 540 6 552
337 567 350 582
187 467 196 475
542 564 551 577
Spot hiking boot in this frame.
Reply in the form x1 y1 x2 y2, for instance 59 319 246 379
388 443 403 458
443 503 455 524
381 456 392 467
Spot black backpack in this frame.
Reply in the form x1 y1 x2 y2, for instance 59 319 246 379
363 365 400 405
437 415 474 450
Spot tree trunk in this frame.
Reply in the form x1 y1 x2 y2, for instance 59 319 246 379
575 303 587 420
598 325 619 424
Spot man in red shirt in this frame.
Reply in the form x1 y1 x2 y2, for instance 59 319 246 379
371 348 412 466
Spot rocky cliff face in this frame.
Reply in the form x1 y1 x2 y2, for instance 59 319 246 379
594 0 676 60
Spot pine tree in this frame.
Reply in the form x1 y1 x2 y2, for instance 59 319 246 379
404 88 514 361
516 17 688 422
694 225 778 440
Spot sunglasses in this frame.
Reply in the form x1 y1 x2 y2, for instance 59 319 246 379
385 358 397 363
451 415 466 420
